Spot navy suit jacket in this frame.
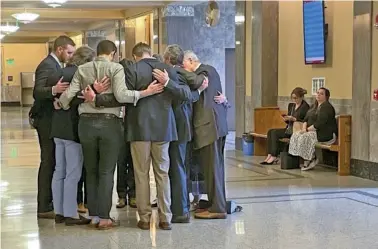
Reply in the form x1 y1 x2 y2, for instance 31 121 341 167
31 55 62 119
125 58 192 142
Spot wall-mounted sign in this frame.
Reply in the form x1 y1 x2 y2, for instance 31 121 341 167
6 58 15 65
7 76 13 82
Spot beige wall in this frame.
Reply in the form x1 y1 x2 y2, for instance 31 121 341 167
70 34 83 48
278 1 353 99
1 43 48 86
135 15 147 43
371 2 378 97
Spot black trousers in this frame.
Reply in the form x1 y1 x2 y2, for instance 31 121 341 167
77 168 87 204
78 115 123 219
267 128 290 157
197 137 227 213
36 117 55 213
169 141 189 216
117 139 135 199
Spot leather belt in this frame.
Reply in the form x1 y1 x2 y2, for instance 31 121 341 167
80 113 121 120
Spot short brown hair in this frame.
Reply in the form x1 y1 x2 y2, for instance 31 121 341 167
53 36 76 51
132 42 151 57
97 40 117 56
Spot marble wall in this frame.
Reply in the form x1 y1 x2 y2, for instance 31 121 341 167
350 1 377 181
85 30 107 51
161 1 236 93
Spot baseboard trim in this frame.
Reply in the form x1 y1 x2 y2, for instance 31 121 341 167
351 158 378 181
235 136 242 151
1 102 21 107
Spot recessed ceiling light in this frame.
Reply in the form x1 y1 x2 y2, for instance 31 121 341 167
42 0 68 8
12 12 39 24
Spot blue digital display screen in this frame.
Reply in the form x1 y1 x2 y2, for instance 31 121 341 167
303 0 326 64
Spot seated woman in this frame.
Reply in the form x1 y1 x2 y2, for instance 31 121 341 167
288 87 337 171
48 46 96 226
261 87 310 165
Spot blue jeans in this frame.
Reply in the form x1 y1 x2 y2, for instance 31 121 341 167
52 138 83 217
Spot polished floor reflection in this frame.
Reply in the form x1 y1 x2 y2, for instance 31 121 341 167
2 107 378 249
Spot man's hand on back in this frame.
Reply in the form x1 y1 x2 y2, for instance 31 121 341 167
81 86 96 102
152 69 169 85
198 76 208 92
140 80 165 98
93 76 110 93
52 77 70 95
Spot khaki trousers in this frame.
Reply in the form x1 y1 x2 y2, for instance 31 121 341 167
131 141 172 223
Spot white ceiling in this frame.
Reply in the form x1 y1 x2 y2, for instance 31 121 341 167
0 0 167 9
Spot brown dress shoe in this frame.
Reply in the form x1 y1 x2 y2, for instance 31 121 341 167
159 222 172 230
194 211 227 219
37 211 55 219
137 221 150 230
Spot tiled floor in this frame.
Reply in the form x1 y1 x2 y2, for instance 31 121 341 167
2 107 378 249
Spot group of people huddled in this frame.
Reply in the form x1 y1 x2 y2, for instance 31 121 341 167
261 87 337 171
30 35 230 230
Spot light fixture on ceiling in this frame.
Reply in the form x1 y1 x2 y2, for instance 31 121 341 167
0 23 19 33
42 0 68 8
12 12 40 24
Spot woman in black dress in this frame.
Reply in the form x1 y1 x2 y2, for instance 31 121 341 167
261 87 310 165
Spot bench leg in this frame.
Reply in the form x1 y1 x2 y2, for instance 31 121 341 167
338 144 351 176
254 138 267 156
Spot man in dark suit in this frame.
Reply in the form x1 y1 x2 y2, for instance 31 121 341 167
182 50 228 219
126 42 192 230
152 45 208 223
31 36 76 219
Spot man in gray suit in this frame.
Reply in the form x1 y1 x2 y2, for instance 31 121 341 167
126 42 192 230
182 51 228 219
153 45 208 223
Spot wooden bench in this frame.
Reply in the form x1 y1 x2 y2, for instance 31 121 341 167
249 107 351 176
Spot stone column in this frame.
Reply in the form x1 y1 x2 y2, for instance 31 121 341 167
152 9 160 54
234 1 246 149
125 19 136 59
351 1 374 178
160 5 195 52
234 0 279 149
84 30 106 51
250 1 279 108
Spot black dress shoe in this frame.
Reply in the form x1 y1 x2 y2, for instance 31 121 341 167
65 215 91 226
172 213 190 223
260 161 268 165
55 214 65 224
37 211 55 219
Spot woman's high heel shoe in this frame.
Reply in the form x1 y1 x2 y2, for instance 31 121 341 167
265 159 279 165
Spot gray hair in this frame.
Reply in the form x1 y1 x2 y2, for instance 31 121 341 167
70 46 96 66
183 50 200 62
152 53 163 62
164 44 184 66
